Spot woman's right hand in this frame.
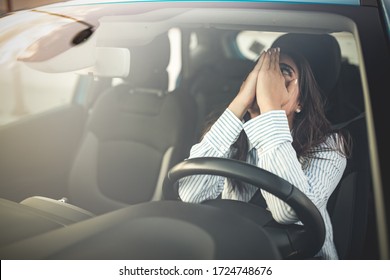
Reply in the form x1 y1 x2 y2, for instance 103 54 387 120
228 51 266 120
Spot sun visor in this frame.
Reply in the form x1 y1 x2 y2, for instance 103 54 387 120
23 46 130 78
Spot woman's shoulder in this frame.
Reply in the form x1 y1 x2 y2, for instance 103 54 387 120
314 132 350 157
325 132 343 145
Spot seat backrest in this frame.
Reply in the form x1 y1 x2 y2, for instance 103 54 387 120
272 33 342 99
68 33 196 214
189 58 254 139
326 57 371 260
327 116 371 259
272 33 371 259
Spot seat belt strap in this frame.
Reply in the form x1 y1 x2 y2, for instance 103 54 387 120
331 112 365 130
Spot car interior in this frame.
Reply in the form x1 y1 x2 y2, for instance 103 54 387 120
66 33 197 214
0 7 377 260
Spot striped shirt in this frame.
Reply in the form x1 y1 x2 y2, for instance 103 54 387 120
179 109 346 260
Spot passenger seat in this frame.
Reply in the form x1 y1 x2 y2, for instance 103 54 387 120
67 33 196 214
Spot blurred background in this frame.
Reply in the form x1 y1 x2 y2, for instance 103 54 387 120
1 0 66 15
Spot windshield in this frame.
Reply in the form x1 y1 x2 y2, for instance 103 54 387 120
0 2 358 125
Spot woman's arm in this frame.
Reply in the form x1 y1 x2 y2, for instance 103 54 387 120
179 51 263 203
244 110 347 224
178 109 243 203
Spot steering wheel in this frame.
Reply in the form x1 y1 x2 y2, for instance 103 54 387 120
162 157 325 259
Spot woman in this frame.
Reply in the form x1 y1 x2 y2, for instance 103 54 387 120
179 47 350 260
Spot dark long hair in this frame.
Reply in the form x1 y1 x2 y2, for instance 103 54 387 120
200 50 351 192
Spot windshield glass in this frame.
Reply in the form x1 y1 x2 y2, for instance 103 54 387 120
0 2 358 125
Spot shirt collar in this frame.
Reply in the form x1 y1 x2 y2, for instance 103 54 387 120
248 138 254 152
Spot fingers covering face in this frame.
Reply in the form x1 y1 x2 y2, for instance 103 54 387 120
255 48 280 71
254 51 266 71
274 48 280 71
269 48 280 71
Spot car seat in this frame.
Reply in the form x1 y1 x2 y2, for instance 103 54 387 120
188 53 254 140
67 33 196 214
271 33 372 259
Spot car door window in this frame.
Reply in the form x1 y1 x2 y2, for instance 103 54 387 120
0 62 77 125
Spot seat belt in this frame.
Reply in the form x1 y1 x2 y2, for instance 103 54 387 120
331 112 365 130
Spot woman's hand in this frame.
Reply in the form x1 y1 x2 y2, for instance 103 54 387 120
228 51 266 120
229 48 299 120
256 48 298 114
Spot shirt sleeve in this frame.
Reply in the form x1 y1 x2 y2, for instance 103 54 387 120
243 110 347 224
178 108 243 203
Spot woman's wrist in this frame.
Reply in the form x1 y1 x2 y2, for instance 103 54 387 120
228 98 248 120
258 100 282 114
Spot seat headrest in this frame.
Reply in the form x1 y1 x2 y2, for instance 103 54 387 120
126 33 170 90
271 33 342 94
